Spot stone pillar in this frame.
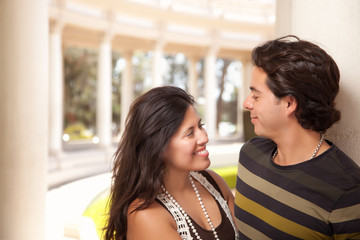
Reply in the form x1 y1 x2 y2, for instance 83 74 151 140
96 34 113 150
121 51 134 134
0 0 48 239
152 40 164 87
152 22 166 87
276 0 360 164
204 47 218 140
187 56 199 100
49 20 64 157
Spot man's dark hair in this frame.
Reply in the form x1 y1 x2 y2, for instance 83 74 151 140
252 35 341 133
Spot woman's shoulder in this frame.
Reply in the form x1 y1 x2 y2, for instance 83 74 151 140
127 198 181 240
127 198 169 222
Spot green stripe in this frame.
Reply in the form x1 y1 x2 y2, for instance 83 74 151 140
328 203 360 223
235 218 271 240
238 163 330 221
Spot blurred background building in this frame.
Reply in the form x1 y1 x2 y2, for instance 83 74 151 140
46 0 276 189
1 0 359 239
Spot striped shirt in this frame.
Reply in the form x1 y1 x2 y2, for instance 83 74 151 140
235 137 360 240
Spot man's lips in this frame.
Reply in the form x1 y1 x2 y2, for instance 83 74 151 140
251 116 258 123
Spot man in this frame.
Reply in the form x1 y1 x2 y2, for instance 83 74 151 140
235 35 360 239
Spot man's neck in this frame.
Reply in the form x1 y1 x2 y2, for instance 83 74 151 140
272 130 329 166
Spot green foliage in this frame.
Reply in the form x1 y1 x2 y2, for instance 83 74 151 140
64 47 98 131
111 51 122 135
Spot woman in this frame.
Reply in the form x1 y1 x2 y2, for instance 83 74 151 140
104 86 238 240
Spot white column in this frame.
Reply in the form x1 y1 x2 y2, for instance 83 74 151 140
204 48 218 139
187 56 199 100
276 0 360 164
152 21 166 87
152 41 164 87
0 0 48 239
121 51 134 134
49 21 64 157
240 60 254 141
96 35 113 150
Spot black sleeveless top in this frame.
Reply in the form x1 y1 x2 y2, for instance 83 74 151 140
157 171 236 240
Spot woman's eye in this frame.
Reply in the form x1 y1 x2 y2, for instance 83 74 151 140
199 122 205 129
186 131 194 137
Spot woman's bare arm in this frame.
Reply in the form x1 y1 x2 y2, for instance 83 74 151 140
127 200 183 240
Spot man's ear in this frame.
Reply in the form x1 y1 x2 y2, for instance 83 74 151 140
284 95 297 115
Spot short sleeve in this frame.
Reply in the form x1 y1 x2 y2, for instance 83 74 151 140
328 185 360 239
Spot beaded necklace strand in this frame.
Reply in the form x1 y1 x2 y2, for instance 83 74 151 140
161 175 220 240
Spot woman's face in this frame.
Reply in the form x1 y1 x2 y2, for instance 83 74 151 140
163 105 210 173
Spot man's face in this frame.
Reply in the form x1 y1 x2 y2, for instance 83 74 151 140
243 67 287 139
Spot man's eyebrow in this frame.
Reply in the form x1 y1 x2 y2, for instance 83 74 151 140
250 86 262 94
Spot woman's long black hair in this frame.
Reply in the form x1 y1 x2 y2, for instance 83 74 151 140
104 86 195 240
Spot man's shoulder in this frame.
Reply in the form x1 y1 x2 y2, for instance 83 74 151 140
328 144 360 183
242 136 275 150
240 137 276 161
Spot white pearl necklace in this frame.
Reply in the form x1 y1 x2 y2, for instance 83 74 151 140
161 175 220 240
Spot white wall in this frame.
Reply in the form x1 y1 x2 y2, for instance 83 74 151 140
276 0 360 165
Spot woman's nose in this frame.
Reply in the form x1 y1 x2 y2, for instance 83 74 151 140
197 129 209 145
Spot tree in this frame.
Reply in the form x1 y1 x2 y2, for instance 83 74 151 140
64 47 98 136
64 47 123 140
216 59 231 128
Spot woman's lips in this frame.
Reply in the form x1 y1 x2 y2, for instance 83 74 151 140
195 149 209 157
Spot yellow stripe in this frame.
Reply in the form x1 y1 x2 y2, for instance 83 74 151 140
328 203 360 223
333 232 360 240
235 191 332 239
237 163 330 221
